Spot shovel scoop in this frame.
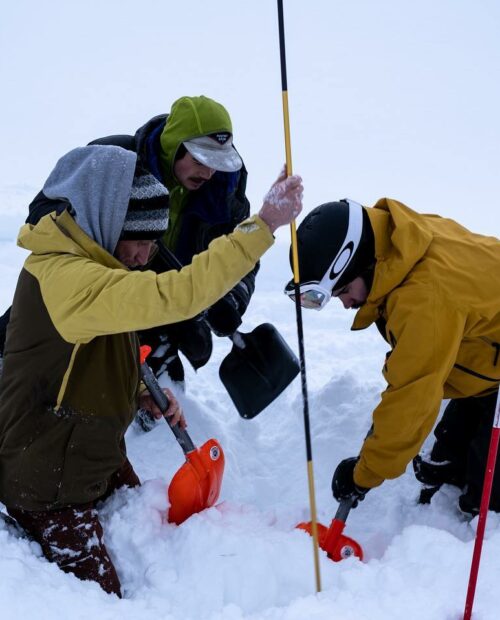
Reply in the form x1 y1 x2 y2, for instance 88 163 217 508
140 346 225 525
297 498 364 562
166 437 224 525
152 244 299 420
219 323 300 419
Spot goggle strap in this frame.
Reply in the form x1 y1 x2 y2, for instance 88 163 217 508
317 199 364 292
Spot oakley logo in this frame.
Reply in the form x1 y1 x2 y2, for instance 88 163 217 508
329 241 354 278
211 132 231 144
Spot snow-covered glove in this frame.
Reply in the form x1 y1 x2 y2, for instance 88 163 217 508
258 168 303 233
206 294 242 337
331 457 369 508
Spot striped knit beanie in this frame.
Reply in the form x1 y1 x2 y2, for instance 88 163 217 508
120 163 169 240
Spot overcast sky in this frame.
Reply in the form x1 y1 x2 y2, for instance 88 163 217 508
1 0 499 238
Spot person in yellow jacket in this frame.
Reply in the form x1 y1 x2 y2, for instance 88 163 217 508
0 145 302 596
285 198 500 515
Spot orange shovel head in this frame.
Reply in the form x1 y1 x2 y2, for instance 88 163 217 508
297 519 364 562
167 438 225 525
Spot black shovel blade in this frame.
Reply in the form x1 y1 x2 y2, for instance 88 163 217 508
219 323 300 419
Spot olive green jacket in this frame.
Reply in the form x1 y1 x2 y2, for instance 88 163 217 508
0 210 272 510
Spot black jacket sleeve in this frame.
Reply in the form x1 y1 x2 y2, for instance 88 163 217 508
87 134 136 151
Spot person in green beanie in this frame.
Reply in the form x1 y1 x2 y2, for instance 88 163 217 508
90 95 256 390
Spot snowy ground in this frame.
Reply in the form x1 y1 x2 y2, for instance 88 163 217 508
1 226 499 620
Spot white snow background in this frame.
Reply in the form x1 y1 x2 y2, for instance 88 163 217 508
1 1 499 619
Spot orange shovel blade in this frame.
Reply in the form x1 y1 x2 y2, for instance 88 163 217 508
167 438 225 525
297 519 364 562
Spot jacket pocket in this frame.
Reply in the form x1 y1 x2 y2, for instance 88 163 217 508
56 416 126 506
16 411 76 508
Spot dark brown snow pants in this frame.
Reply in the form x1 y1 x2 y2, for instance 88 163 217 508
7 458 140 597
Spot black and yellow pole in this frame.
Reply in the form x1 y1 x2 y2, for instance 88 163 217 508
276 0 322 594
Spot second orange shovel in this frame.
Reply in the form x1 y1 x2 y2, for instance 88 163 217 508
297 498 364 562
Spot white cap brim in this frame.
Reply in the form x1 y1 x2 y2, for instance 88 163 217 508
183 135 243 173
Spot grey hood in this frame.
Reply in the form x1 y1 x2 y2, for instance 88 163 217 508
43 145 136 254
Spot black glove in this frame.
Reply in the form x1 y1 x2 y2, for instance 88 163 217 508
412 453 464 488
139 316 212 376
175 318 213 369
206 294 242 337
138 330 186 384
331 457 369 507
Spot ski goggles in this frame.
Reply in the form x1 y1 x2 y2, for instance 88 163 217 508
284 199 364 310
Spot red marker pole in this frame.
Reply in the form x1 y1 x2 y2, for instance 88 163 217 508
463 389 500 620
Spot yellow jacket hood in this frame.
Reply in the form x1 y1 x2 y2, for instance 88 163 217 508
18 209 120 269
353 198 433 330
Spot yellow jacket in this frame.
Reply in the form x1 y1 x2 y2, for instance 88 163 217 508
18 210 272 344
352 199 500 489
0 209 273 510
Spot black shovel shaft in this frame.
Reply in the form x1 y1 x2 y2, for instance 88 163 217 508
335 497 355 523
140 361 196 454
229 331 246 348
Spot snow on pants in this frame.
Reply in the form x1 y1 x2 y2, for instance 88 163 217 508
431 390 500 510
7 458 140 596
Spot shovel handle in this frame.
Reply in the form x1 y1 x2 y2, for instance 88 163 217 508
334 497 356 522
320 499 353 552
139 357 196 454
320 497 357 559
229 331 246 349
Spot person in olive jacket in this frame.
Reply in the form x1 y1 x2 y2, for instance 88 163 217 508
285 198 500 516
0 144 303 596
0 95 258 390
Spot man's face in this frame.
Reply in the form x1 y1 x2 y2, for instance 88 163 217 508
114 240 155 268
332 276 369 310
173 152 216 190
